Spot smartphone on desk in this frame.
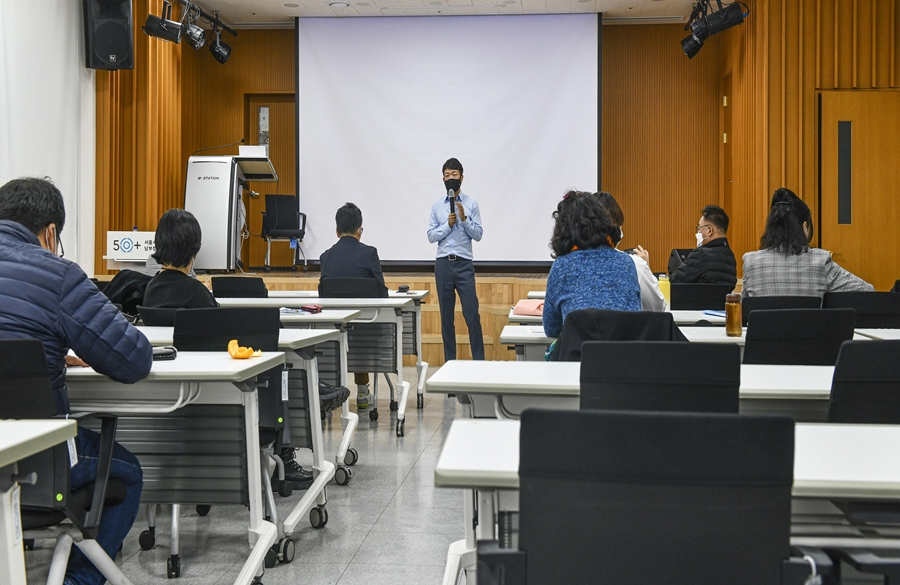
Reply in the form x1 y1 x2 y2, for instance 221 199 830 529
153 346 177 361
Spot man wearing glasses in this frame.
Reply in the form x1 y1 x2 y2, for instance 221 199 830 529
427 158 484 362
670 204 737 288
0 176 152 585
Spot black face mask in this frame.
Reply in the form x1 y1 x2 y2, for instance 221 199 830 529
444 178 461 194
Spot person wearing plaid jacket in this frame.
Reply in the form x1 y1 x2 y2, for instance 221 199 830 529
742 188 873 298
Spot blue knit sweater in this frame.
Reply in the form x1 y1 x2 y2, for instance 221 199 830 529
543 247 641 337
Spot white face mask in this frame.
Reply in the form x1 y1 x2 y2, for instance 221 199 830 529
617 227 624 248
695 231 705 247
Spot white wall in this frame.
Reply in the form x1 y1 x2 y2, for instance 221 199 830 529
0 0 96 272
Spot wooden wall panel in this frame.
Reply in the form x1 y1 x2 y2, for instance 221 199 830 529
601 25 721 273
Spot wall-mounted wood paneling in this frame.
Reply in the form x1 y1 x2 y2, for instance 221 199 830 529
601 25 721 274
94 0 184 274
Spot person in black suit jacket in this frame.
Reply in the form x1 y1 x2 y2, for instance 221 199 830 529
319 202 388 407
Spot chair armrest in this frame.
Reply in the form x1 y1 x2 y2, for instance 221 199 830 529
477 540 527 585
56 412 118 537
782 547 834 585
298 212 307 231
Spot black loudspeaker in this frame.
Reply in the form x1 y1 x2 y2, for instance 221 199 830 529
82 0 134 70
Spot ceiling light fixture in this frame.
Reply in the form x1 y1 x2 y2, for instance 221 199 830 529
209 27 231 64
681 0 747 59
183 6 206 50
329 2 351 6
143 0 184 44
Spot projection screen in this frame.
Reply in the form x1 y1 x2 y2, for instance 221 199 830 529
296 14 599 262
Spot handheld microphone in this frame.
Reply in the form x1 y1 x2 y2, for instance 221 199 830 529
448 189 456 214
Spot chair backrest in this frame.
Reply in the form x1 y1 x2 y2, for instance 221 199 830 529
262 194 303 233
580 341 740 413
742 295 822 326
137 305 178 327
892 280 900 293
823 291 900 328
828 340 900 424
667 248 692 276
211 276 268 298
102 269 151 316
552 309 688 362
669 282 735 310
319 277 382 298
518 409 794 584
743 308 856 366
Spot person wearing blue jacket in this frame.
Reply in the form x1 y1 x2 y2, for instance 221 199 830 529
0 177 153 585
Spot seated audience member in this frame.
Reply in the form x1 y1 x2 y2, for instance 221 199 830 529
543 191 641 338
0 177 152 585
319 202 387 408
670 205 737 288
742 188 873 297
596 191 667 311
142 208 218 309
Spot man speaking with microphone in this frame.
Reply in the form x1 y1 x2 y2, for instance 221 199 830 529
427 157 484 362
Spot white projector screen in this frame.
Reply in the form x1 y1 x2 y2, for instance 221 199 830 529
296 14 598 262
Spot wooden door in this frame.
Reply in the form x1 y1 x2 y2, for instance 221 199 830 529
244 94 297 269
819 91 900 291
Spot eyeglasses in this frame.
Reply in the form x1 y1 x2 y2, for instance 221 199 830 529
57 236 65 258
696 224 712 233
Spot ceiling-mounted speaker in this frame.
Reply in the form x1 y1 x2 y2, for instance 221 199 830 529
82 0 134 70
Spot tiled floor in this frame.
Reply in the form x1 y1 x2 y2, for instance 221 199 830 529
25 366 463 585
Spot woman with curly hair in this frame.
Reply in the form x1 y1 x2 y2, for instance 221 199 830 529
742 188 872 298
542 190 641 338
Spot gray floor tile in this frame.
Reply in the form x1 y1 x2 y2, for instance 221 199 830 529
290 527 371 564
371 506 466 537
389 480 465 509
337 563 445 585
236 562 349 585
350 531 459 566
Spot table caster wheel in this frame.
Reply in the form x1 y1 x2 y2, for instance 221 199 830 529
23 539 34 551
417 394 424 409
369 409 379 422
335 465 352 485
389 400 399 412
344 447 358 466
139 527 155 550
167 555 181 578
310 505 329 529
196 504 211 516
279 538 295 564
264 546 278 568
275 478 293 497
396 419 405 437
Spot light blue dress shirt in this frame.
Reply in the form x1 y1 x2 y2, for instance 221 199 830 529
427 191 483 260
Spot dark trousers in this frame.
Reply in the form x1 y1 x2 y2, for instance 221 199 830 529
435 257 484 361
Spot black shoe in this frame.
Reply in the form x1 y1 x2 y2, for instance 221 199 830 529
278 449 314 489
318 381 351 412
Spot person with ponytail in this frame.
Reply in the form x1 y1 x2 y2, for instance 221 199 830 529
741 188 873 297
543 190 641 338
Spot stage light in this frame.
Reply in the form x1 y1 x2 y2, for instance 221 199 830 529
681 1 747 59
184 7 206 50
143 0 184 44
209 28 231 64
706 2 745 35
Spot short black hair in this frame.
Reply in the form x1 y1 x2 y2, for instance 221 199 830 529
595 192 625 245
701 205 729 234
0 177 66 236
335 202 362 235
759 188 813 255
550 191 619 258
442 158 464 176
152 208 202 267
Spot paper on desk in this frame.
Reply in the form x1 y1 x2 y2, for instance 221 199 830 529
280 307 311 315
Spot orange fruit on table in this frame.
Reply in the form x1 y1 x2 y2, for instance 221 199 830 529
228 339 259 359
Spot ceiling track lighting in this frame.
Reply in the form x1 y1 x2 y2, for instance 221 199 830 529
143 0 237 64
681 0 748 59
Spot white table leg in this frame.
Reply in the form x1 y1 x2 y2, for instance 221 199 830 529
0 481 26 585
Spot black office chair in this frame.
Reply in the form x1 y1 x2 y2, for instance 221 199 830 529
0 339 130 584
892 280 900 293
667 248 692 276
580 341 740 413
261 194 307 272
669 282 735 310
319 277 382 298
477 409 830 585
137 305 178 326
742 308 856 366
210 276 268 298
823 291 900 328
742 295 822 326
551 309 688 362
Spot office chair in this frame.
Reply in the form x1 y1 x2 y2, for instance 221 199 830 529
823 291 900 328
210 276 268 298
743 308 856 366
551 308 688 362
742 295 821 326
135 308 295 570
261 194 307 272
318 277 382 298
669 282 735 310
580 341 740 413
478 409 830 585
136 305 178 326
0 339 131 585
666 248 692 276
892 279 900 293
